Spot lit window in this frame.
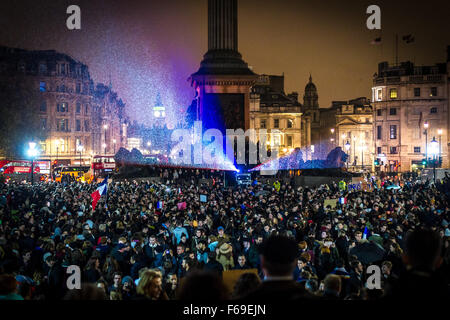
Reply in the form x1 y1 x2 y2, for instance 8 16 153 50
389 88 397 99
287 136 293 147
377 89 382 101
390 125 397 139
260 119 266 129
430 87 437 97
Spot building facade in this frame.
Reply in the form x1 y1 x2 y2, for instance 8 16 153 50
249 74 303 157
320 98 373 170
372 49 449 172
0 46 127 165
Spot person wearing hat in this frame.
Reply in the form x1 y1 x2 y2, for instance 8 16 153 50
215 226 230 248
216 242 235 270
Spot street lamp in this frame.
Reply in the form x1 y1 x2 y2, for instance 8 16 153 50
430 136 438 183
76 144 84 166
27 142 39 185
361 143 367 170
330 128 335 149
424 121 429 162
438 129 443 166
345 140 351 169
113 139 117 154
103 124 108 154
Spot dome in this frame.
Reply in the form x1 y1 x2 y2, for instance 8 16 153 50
304 74 317 93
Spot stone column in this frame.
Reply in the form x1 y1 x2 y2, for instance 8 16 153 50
208 0 238 51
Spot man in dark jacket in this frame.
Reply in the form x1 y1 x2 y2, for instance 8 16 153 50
233 254 251 270
243 235 313 301
203 251 224 277
384 228 449 300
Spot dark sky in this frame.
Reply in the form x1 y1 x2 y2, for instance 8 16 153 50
1 0 449 127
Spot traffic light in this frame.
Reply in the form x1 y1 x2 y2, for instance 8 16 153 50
374 158 380 166
421 158 427 166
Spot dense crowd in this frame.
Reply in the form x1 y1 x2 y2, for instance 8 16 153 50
0 168 449 300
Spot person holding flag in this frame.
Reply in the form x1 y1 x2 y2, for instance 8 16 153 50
91 177 108 211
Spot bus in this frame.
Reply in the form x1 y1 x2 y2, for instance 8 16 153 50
92 155 116 178
0 160 47 174
54 165 92 183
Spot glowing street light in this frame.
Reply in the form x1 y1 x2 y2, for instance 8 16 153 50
27 142 39 185
438 129 443 163
430 136 438 183
424 121 429 160
345 140 351 169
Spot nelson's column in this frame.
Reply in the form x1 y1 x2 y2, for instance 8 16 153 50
189 0 258 132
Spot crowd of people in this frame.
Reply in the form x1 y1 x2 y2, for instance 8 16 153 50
0 167 449 300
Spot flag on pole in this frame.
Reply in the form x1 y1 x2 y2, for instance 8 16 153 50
91 177 108 210
371 37 382 45
402 34 414 43
156 201 164 209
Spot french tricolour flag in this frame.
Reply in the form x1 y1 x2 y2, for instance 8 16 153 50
91 178 108 210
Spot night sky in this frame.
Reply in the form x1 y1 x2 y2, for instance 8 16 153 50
1 0 449 127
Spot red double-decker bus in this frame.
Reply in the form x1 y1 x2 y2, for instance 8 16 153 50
0 160 48 174
92 155 116 178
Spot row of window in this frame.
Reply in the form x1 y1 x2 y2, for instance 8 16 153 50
39 81 90 94
376 87 438 101
377 125 398 140
376 107 438 116
40 137 89 154
260 119 294 129
377 146 398 154
377 146 424 155
39 101 90 114
40 118 90 132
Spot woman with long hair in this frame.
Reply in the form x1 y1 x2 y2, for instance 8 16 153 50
134 269 168 300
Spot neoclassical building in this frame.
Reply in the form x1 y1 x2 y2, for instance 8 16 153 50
0 45 128 165
372 47 449 172
249 74 303 157
320 98 374 170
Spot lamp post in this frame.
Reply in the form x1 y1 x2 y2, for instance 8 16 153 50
103 124 108 154
345 140 351 170
113 139 117 154
341 134 346 148
361 143 365 170
430 136 438 184
77 144 84 166
424 121 429 164
438 129 443 167
330 128 335 149
27 142 38 185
